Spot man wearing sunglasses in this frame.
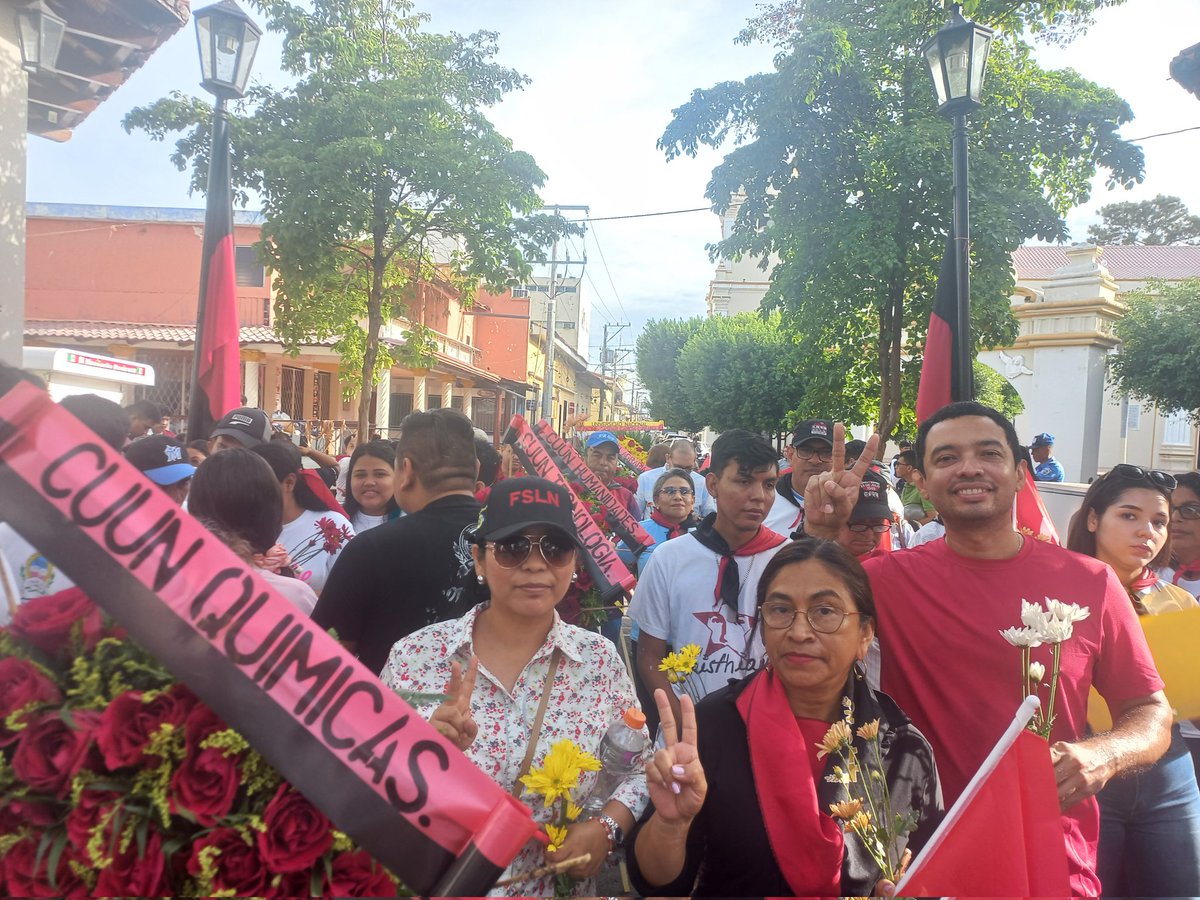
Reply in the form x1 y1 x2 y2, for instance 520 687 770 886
1031 432 1065 482
764 418 835 537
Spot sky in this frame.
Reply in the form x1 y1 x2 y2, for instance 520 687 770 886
26 0 1200 370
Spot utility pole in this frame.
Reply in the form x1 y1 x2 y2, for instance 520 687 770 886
535 204 589 425
598 322 628 422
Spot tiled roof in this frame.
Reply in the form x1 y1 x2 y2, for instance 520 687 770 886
22 320 331 346
1013 245 1200 280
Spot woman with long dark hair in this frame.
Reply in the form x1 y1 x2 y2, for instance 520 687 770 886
1066 465 1200 897
342 440 401 533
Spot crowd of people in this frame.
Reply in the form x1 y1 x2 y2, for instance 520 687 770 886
2 360 1199 897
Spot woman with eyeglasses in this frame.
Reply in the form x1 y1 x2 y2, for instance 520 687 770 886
618 468 700 575
1066 465 1200 897
628 539 941 898
1162 471 1200 777
380 476 647 896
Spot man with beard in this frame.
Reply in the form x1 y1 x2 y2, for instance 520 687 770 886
763 419 834 537
802 401 1170 896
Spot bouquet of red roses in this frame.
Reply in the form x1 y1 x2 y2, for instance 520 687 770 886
0 589 406 898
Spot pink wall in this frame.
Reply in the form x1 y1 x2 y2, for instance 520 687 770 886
473 289 530 382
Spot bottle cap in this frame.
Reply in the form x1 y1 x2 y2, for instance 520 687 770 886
623 707 646 729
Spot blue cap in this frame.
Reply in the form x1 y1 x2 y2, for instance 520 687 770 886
1031 432 1055 449
585 431 620 450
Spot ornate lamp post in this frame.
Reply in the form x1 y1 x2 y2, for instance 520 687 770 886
187 0 261 441
921 3 993 401
15 0 66 74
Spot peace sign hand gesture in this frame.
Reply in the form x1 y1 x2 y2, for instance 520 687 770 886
430 656 479 751
645 689 706 826
801 424 880 539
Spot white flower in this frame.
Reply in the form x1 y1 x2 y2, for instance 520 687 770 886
999 626 1044 648
1037 616 1076 643
1020 599 1049 632
1045 598 1090 625
1028 661 1046 683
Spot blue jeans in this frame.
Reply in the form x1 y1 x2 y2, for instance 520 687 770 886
1098 726 1200 897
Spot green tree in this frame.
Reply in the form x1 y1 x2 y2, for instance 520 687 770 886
1108 278 1200 421
125 0 566 437
974 361 1025 421
659 0 1142 441
675 312 799 434
635 317 705 430
1087 194 1200 245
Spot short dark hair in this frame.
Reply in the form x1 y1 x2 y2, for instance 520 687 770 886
253 440 326 512
125 399 163 421
1066 469 1173 569
396 409 477 493
914 401 1021 474
897 449 917 466
187 439 210 458
654 467 694 497
756 538 877 628
0 363 47 395
1174 471 1200 498
475 436 502 487
189 448 283 554
646 443 670 469
709 429 778 478
343 440 399 520
60 394 130 451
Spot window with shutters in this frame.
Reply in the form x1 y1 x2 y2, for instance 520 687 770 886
235 246 265 287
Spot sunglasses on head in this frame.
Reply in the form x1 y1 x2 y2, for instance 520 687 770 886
486 533 576 569
1109 464 1177 492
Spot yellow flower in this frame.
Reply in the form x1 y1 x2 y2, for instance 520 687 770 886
856 719 880 741
519 740 601 805
658 643 702 681
828 798 863 820
565 802 582 822
545 824 568 853
849 810 873 834
816 720 853 759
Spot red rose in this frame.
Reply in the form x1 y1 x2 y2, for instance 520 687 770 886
9 588 102 659
182 700 227 750
0 796 58 832
94 828 169 897
329 850 398 897
11 709 100 797
0 657 61 746
169 745 240 826
256 784 333 873
3 836 88 898
95 688 191 769
65 787 120 853
265 869 317 898
187 827 270 896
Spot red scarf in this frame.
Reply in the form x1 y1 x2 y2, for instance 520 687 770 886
736 669 843 897
1131 567 1159 592
691 514 787 614
1172 561 1200 584
298 469 348 519
650 509 690 540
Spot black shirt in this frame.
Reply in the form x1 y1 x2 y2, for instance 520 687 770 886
312 493 482 674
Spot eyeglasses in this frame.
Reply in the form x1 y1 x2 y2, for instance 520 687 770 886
658 487 694 497
847 522 890 534
759 601 867 634
1173 503 1200 521
1109 464 1177 492
793 445 833 462
486 535 576 569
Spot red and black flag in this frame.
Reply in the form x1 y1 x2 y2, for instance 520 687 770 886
187 108 241 442
916 236 970 422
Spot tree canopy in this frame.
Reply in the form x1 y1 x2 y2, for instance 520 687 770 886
659 0 1142 440
1108 279 1200 421
634 317 705 431
125 0 566 436
1087 194 1200 245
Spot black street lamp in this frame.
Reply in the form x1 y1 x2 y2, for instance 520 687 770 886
15 0 66 74
921 3 993 402
187 0 261 442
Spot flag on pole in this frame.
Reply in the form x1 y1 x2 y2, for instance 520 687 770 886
916 236 963 423
897 696 1070 897
187 105 241 443
1015 448 1061 544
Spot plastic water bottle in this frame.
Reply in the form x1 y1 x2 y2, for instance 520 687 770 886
582 707 649 815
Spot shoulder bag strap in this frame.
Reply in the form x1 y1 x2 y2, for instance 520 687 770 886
511 647 563 797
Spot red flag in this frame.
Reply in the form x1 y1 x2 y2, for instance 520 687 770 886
1015 452 1061 544
187 106 241 442
916 236 968 423
898 701 1070 897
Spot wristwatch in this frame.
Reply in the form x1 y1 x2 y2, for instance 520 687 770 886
596 813 624 854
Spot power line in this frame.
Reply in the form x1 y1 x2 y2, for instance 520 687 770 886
587 225 629 323
1126 124 1200 142
567 207 710 223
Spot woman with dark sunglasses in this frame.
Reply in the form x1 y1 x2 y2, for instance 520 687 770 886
379 477 647 896
1066 465 1200 897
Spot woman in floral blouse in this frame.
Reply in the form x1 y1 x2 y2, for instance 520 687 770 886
380 476 648 897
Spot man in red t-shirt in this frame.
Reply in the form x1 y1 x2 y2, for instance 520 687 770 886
802 402 1171 896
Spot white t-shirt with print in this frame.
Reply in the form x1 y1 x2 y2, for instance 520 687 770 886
0 524 76 605
629 532 785 699
349 511 388 534
279 509 355 595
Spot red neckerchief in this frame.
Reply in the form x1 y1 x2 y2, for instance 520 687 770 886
735 669 843 897
650 509 689 540
1172 561 1200 584
691 514 787 614
1131 567 1159 592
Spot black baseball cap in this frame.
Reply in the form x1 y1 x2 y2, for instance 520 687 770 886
790 419 834 447
124 435 195 486
850 471 892 524
472 477 583 548
210 407 272 448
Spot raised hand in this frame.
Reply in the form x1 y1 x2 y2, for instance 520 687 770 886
645 689 706 825
430 656 479 751
801 424 880 539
